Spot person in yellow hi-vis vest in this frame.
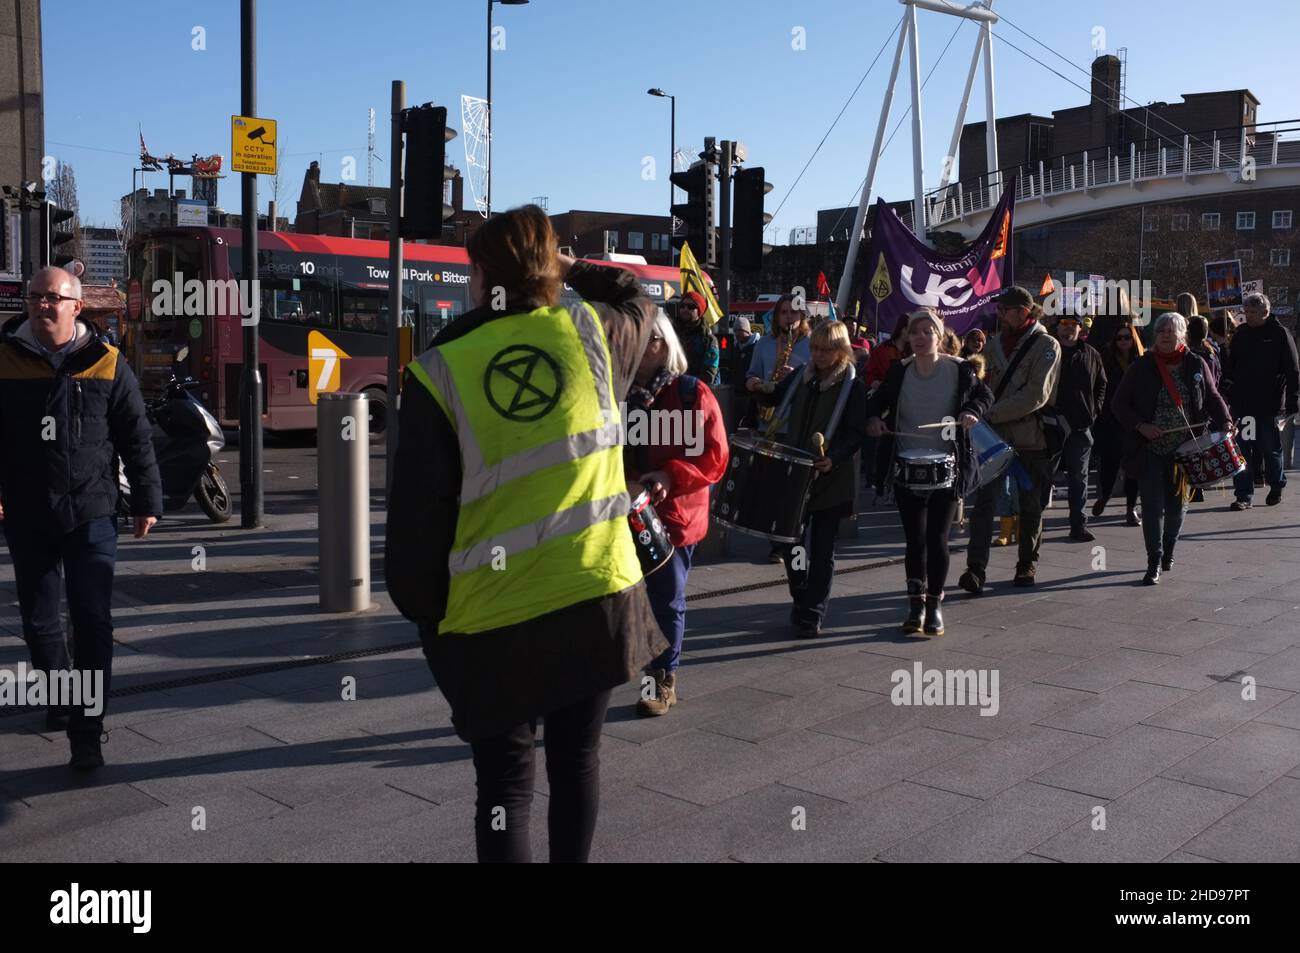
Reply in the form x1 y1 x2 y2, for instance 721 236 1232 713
385 205 667 863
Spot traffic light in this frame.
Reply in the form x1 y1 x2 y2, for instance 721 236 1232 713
401 104 458 241
42 201 77 269
731 166 773 271
670 153 717 266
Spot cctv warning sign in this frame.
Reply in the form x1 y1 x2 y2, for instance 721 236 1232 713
231 115 278 174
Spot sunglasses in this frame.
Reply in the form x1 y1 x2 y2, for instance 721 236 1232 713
27 292 79 304
1115 335 1133 342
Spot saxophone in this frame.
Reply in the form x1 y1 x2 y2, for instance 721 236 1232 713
758 333 795 424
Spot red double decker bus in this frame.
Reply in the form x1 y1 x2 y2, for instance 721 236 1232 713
125 227 686 436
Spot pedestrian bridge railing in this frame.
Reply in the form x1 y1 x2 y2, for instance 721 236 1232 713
902 119 1300 233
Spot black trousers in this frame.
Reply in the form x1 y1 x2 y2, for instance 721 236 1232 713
469 689 612 863
1095 421 1139 510
895 485 958 595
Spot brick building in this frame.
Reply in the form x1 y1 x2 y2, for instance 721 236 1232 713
547 210 674 266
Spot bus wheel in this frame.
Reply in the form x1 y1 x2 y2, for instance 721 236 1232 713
362 388 388 441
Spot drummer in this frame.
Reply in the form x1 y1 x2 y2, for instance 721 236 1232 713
759 321 867 636
625 310 730 715
1111 311 1231 584
866 308 993 636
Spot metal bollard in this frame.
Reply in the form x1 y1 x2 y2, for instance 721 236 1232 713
318 392 371 612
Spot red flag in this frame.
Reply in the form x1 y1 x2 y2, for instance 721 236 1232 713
1039 273 1055 297
816 271 832 298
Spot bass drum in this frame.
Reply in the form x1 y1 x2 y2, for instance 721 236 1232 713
712 433 817 543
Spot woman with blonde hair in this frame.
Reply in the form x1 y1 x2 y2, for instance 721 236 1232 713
867 309 993 635
758 319 867 636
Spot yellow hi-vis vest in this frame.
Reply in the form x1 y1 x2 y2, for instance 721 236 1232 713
406 301 642 635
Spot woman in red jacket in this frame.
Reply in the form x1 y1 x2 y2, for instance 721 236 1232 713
625 311 730 716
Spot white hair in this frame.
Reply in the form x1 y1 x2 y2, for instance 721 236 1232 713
1244 292 1271 313
28 265 81 300
653 309 690 377
1153 311 1188 343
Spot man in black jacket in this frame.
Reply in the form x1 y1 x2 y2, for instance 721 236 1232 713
1050 315 1107 541
0 266 162 770
1225 293 1299 508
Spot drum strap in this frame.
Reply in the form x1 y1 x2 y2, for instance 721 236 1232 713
1155 357 1184 409
1156 358 1196 503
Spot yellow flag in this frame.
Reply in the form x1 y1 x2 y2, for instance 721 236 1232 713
679 242 723 328
869 252 892 304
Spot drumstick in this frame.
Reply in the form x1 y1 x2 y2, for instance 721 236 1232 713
812 432 825 457
916 422 953 429
1159 422 1209 435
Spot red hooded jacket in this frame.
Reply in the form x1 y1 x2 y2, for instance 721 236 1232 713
625 376 730 546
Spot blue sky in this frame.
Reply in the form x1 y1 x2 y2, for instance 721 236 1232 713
44 0 1300 237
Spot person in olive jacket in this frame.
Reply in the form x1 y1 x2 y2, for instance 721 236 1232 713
1112 312 1231 584
960 287 1062 592
758 320 867 637
0 266 161 771
866 308 993 636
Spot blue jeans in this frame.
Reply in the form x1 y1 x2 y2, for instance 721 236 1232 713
645 544 695 674
1138 451 1185 561
994 474 1019 516
1233 417 1287 501
783 509 841 624
2 517 118 736
1058 429 1094 529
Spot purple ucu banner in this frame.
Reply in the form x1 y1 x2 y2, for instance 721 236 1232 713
856 182 1016 338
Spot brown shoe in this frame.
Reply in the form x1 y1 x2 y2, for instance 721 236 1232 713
1013 561 1037 587
636 669 678 717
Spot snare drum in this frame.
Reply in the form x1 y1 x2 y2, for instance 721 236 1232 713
629 489 674 576
712 434 817 543
969 421 1016 491
1173 430 1246 489
894 449 957 492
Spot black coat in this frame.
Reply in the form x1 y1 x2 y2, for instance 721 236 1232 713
762 364 867 516
1223 316 1300 418
865 356 994 496
0 320 162 532
1053 342 1107 431
1111 352 1231 469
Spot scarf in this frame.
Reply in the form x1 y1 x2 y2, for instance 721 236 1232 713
627 366 676 414
1156 344 1187 368
1000 316 1037 356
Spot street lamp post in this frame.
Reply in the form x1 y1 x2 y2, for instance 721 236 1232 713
648 88 675 263
487 0 529 220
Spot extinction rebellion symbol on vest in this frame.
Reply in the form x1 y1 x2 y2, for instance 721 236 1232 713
484 345 563 421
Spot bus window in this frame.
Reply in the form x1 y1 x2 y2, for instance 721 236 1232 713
340 292 385 333
132 235 203 322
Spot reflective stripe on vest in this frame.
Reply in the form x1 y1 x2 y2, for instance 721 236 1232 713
409 301 642 634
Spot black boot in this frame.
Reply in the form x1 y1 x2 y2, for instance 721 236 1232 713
69 729 105 772
903 579 925 634
1143 557 1161 585
1161 542 1175 573
923 592 945 636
